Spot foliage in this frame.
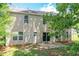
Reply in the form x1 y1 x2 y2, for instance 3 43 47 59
64 42 79 55
13 50 30 56
0 3 11 36
13 49 49 56
0 39 5 46
43 3 79 38
1 44 79 56
0 3 11 46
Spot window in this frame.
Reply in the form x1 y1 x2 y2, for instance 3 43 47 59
19 32 23 35
34 32 37 36
18 32 23 40
13 35 17 40
13 32 23 40
19 35 23 40
13 32 18 40
24 15 28 23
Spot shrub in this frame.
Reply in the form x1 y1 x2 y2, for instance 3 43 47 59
0 39 5 46
64 42 79 56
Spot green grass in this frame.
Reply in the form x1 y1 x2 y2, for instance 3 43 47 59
13 49 49 56
1 42 79 56
1 45 79 56
0 42 79 56
2 48 46 56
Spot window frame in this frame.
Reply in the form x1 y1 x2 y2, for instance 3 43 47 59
13 32 23 40
24 15 28 23
13 35 17 40
18 35 23 40
18 32 23 40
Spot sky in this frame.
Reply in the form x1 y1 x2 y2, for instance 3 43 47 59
9 3 58 13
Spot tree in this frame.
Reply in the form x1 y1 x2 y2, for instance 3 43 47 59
43 3 79 40
0 3 11 37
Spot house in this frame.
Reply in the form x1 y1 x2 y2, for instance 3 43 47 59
6 9 72 46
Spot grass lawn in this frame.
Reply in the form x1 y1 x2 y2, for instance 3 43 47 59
0 46 51 56
0 43 79 56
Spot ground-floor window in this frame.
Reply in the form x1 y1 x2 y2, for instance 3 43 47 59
13 35 17 40
13 32 23 40
18 32 23 40
19 35 23 40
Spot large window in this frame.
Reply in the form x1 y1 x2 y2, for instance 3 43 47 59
13 32 23 40
24 15 28 23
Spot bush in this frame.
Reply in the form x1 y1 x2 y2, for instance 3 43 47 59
64 42 79 56
0 39 6 46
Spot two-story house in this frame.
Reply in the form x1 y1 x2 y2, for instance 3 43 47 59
6 9 72 46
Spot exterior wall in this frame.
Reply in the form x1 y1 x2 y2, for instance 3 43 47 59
24 15 43 44
6 11 73 46
71 28 79 41
6 13 24 45
6 12 45 45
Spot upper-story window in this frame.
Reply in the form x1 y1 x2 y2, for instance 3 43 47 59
24 15 28 23
19 32 23 35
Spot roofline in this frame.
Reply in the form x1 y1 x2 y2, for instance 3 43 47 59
10 9 56 16
10 10 46 16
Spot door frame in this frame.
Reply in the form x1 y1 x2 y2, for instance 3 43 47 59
43 32 50 43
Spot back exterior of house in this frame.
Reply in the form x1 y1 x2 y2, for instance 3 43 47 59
6 10 72 46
